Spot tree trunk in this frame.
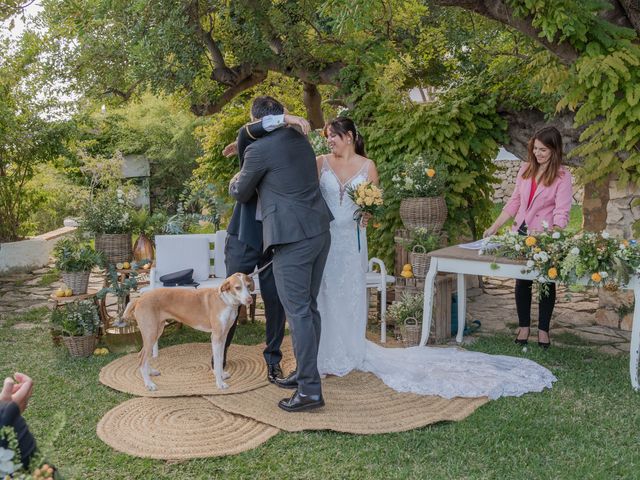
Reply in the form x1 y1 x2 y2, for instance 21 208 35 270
302 82 324 129
582 177 610 232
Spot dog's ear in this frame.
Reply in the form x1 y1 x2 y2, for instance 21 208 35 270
220 279 231 292
244 274 255 292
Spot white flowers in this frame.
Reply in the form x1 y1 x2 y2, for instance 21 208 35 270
0 447 17 476
601 231 610 239
552 231 561 239
571 247 580 255
514 244 521 251
541 220 549 229
526 260 535 268
600 271 609 279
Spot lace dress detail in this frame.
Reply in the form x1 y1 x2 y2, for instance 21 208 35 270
317 156 369 376
316 156 556 398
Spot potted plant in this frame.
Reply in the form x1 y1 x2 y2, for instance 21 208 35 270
50 300 101 357
52 237 103 295
388 292 424 346
81 188 135 265
402 228 441 278
392 154 448 233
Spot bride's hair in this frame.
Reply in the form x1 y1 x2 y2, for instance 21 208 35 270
323 117 366 156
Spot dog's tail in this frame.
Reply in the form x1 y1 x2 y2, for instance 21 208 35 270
123 298 139 320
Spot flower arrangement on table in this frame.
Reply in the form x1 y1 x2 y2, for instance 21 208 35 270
391 154 446 199
484 225 640 296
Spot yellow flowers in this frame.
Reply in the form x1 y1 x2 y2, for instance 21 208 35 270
525 236 537 247
349 181 384 212
591 272 602 283
426 168 436 177
547 267 558 279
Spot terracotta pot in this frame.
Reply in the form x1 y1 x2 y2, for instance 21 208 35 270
133 234 155 262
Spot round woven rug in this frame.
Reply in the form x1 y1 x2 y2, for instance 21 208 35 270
204 371 488 434
97 397 280 459
100 343 275 397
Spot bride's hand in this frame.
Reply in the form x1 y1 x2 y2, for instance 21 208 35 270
284 114 311 135
222 141 238 157
360 212 372 228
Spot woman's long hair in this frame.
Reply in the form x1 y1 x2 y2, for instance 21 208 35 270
323 117 366 156
522 126 563 186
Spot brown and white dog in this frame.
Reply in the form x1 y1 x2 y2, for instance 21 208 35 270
123 273 254 391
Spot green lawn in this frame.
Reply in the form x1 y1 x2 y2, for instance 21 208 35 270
1 308 639 479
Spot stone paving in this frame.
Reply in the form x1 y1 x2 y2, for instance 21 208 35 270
0 265 632 356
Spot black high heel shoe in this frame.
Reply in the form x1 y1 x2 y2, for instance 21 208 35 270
538 331 551 349
514 328 530 345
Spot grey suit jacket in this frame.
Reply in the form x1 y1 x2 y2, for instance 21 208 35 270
229 127 332 251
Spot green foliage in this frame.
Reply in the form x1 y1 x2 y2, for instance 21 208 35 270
52 237 103 273
50 300 100 336
350 75 506 268
80 188 135 235
391 154 446 198
402 228 441 253
0 35 71 241
387 291 423 325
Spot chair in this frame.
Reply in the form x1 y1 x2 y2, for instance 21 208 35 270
366 258 395 343
142 230 227 292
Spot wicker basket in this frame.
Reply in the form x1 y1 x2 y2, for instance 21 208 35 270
400 316 421 347
409 245 431 278
62 334 97 357
399 196 448 232
60 271 91 295
95 233 132 265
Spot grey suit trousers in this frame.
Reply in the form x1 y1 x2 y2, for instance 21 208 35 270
272 231 331 397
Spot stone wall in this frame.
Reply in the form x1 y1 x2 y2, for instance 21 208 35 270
0 226 76 273
492 159 583 205
595 178 640 331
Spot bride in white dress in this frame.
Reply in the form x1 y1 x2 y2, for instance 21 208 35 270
315 118 556 400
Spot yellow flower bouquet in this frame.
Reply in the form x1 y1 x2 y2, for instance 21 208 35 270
347 181 384 218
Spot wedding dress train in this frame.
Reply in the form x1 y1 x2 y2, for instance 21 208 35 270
315 156 556 399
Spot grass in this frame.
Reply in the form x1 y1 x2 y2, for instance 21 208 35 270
2 308 640 479
39 269 60 287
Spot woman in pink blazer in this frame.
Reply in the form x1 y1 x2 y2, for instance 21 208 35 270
483 127 573 348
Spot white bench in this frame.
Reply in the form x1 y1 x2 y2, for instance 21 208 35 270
366 258 395 343
142 231 228 292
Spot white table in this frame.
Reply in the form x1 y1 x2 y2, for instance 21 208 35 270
420 246 640 391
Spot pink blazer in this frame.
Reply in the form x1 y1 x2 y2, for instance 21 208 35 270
503 163 573 233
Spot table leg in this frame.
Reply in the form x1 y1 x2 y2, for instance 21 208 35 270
630 286 640 391
456 273 466 343
420 258 439 346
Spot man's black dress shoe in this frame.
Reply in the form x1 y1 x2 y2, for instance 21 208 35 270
274 371 298 389
278 390 325 412
267 364 284 384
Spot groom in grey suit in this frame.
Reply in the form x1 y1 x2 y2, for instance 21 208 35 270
229 96 332 412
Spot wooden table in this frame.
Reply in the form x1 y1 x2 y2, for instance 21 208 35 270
421 245 640 391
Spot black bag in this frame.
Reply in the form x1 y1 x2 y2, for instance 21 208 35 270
159 269 200 288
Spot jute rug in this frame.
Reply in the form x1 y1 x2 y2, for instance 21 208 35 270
97 397 280 459
204 371 488 435
99 342 295 397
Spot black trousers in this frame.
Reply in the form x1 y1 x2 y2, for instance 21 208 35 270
224 234 286 366
515 222 555 332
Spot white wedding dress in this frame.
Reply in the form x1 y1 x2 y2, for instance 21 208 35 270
316 156 556 399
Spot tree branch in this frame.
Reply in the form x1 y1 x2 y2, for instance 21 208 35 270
616 0 640 34
190 70 268 116
433 0 579 65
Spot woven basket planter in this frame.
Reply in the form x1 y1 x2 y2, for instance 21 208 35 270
95 233 132 266
399 196 448 232
62 334 97 358
400 317 421 347
408 246 431 279
61 271 91 295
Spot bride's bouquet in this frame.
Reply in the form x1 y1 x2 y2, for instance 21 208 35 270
347 181 384 219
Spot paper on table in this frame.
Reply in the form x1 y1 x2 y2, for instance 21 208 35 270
458 240 501 250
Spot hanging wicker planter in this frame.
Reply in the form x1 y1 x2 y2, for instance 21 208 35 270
62 334 97 358
399 196 448 232
61 271 91 295
408 245 431 279
95 233 132 266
